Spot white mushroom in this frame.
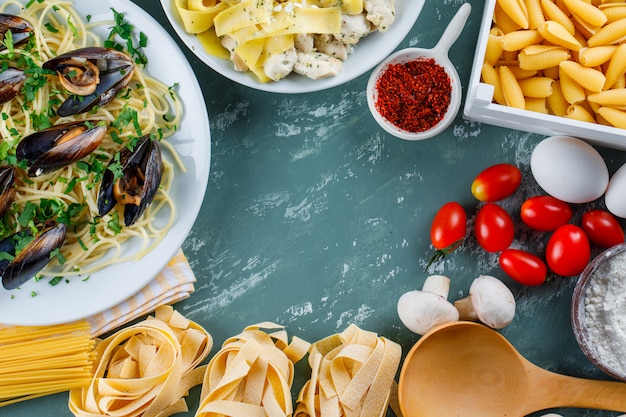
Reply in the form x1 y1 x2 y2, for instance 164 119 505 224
397 275 459 335
454 275 516 329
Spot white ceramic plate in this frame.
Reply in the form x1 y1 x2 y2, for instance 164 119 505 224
159 0 425 93
0 0 211 325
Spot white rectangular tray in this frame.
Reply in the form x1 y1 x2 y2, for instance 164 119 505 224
462 0 626 151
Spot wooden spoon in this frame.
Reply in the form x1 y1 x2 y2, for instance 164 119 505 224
398 321 626 417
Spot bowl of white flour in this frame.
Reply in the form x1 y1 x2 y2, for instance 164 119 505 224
572 243 626 382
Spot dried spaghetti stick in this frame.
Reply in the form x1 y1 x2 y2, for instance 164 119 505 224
196 322 310 417
69 305 212 417
295 324 402 417
0 321 95 407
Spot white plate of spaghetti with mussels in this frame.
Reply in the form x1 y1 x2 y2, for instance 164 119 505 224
0 0 210 325
160 0 425 93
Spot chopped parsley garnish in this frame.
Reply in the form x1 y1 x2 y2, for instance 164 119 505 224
106 8 148 66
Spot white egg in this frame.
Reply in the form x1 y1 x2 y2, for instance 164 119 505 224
530 136 608 204
605 163 626 218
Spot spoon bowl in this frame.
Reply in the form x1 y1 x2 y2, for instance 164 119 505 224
398 321 626 417
366 3 471 140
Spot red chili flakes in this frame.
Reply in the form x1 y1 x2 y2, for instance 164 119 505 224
374 58 452 133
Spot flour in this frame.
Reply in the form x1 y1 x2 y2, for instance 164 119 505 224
584 249 626 376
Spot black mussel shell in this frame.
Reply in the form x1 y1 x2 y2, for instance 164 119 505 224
0 67 25 105
42 47 135 116
0 14 34 50
16 120 107 177
98 135 163 226
0 166 15 218
0 222 67 290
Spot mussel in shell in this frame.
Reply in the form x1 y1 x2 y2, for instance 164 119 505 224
0 67 26 105
16 120 107 177
0 222 67 290
0 14 34 51
0 166 16 218
42 47 135 117
98 135 163 227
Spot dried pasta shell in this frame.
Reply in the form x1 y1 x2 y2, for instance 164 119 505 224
500 29 544 50
559 60 606 92
588 88 626 105
564 0 607 27
588 17 626 46
566 104 597 122
547 80 570 116
518 76 555 97
500 65 526 108
486 28 505 65
603 43 626 89
495 2 524 33
597 106 626 128
559 66 587 103
527 0 546 29
599 3 626 24
538 20 584 51
578 45 618 66
497 0 530 29
482 63 507 105
518 45 571 70
541 0 576 35
526 97 549 113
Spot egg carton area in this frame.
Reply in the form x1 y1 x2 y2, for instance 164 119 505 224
463 0 626 152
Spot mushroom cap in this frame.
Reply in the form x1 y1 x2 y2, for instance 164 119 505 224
469 275 516 329
397 290 460 335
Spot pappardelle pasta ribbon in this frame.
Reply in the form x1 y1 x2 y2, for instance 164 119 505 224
195 322 310 417
69 305 213 417
295 324 401 417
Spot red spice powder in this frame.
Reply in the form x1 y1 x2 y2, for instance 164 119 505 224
374 58 452 133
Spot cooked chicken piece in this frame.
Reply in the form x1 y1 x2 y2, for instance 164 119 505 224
336 13 372 45
364 0 395 32
295 33 314 53
221 35 248 72
294 51 343 80
313 34 349 60
263 48 297 81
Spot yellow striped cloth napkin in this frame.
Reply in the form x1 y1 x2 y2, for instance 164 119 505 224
86 249 196 337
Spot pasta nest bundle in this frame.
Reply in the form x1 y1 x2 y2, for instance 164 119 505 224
195 322 310 417
69 306 213 417
483 0 626 128
295 324 401 417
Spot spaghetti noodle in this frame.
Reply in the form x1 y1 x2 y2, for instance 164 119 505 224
0 0 183 281
0 320 95 406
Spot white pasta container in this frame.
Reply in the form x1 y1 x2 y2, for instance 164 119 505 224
463 0 626 151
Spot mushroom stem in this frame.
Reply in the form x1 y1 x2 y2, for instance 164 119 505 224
422 274 451 298
454 296 479 321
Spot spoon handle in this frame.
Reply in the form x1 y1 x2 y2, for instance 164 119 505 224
433 3 471 56
527 369 626 413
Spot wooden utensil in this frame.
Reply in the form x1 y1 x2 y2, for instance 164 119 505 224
398 321 626 417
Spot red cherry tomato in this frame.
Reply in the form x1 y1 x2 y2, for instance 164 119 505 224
499 249 548 286
520 195 572 232
546 224 590 276
471 163 522 202
426 202 467 270
430 202 467 250
475 203 515 252
581 209 625 248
